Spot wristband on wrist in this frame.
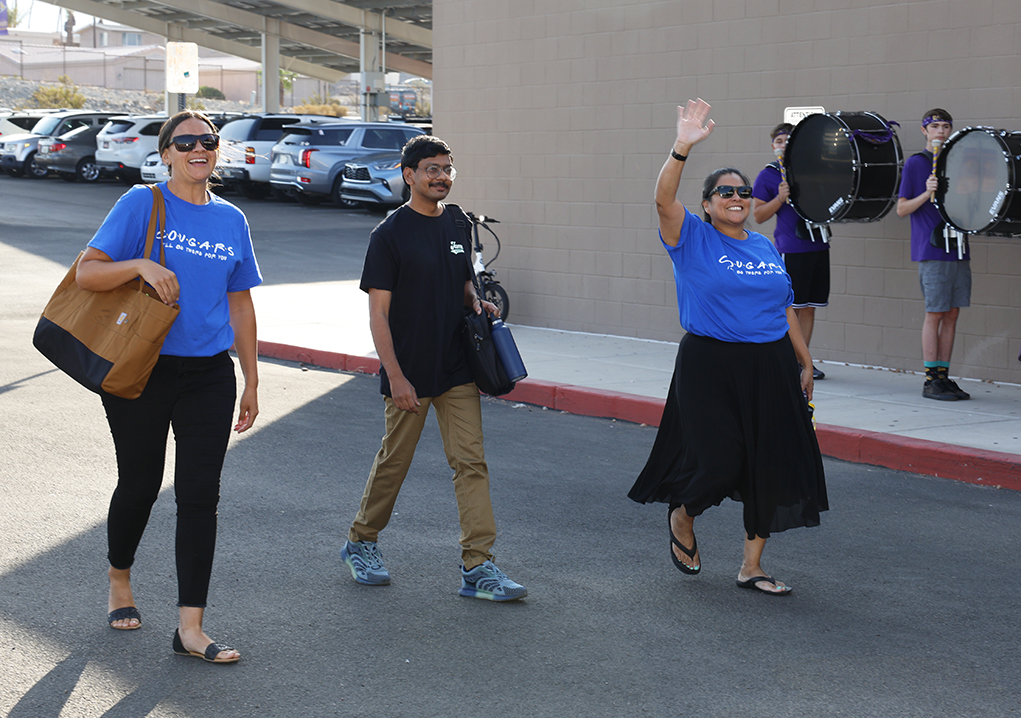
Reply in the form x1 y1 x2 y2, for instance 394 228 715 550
670 148 688 162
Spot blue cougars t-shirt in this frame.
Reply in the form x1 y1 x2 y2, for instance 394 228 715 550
665 208 794 343
88 182 262 357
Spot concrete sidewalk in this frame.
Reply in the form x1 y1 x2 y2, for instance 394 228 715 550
252 280 1021 490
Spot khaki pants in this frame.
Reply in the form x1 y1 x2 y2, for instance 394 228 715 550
349 382 496 569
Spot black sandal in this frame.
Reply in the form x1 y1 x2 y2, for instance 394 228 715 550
107 606 141 630
173 629 240 664
668 506 700 575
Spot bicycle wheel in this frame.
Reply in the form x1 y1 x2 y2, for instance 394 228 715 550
483 282 510 322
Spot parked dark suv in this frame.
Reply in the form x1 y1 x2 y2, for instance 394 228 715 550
269 122 423 207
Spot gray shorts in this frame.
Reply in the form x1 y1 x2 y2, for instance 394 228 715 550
919 260 971 313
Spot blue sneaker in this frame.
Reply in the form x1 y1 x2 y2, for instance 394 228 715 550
341 540 391 585
458 561 527 601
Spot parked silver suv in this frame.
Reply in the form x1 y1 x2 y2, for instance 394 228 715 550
269 122 423 207
217 113 335 199
339 151 408 209
0 109 60 140
1 110 115 178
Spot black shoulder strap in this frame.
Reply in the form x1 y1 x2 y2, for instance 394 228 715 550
443 203 480 291
766 161 780 171
444 203 474 252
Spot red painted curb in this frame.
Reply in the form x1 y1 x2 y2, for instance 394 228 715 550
815 424 1021 491
257 342 1021 490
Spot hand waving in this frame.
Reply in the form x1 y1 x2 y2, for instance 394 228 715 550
675 98 716 148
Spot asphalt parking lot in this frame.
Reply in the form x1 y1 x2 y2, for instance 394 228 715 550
2 176 1020 717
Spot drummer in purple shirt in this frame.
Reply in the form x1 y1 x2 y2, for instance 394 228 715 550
896 108 971 402
752 123 830 381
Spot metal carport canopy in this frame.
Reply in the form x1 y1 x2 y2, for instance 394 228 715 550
43 0 433 83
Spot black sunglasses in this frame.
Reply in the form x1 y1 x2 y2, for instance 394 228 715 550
708 184 753 199
171 133 220 152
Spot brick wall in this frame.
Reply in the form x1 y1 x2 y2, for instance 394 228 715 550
433 0 1021 383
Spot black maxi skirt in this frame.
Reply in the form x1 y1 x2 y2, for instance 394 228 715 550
628 333 828 539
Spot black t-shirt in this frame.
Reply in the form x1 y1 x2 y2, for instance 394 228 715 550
360 204 473 398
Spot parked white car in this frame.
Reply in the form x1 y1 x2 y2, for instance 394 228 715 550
140 151 169 183
95 115 167 184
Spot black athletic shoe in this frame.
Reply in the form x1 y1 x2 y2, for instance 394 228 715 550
942 377 971 400
923 378 958 401
812 366 825 380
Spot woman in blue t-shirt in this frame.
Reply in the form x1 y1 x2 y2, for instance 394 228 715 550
628 99 827 595
76 111 262 661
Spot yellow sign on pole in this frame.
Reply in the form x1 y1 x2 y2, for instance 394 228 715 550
166 42 199 94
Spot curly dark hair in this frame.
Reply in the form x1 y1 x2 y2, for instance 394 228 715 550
401 134 452 171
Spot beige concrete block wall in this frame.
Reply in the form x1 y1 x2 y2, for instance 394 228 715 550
433 0 1021 383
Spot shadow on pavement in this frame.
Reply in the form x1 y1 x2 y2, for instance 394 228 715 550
2 353 1021 716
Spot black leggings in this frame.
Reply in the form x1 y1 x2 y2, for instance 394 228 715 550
101 352 236 608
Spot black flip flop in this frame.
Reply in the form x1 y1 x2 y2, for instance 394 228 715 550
107 606 141 630
172 629 240 664
736 575 792 596
668 507 700 575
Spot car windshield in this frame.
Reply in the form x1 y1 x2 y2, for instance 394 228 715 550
30 116 64 135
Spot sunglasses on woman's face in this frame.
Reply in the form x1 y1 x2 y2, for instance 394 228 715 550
708 184 753 199
171 133 220 152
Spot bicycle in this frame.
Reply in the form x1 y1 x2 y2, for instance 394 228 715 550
466 212 511 321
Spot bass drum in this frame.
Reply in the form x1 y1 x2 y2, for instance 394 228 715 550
785 111 903 224
935 126 1021 236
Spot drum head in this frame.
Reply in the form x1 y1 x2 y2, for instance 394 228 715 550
785 111 902 224
939 129 1010 233
785 114 853 224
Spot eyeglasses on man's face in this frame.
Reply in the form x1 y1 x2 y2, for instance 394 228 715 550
171 133 220 152
708 184 753 200
416 163 457 180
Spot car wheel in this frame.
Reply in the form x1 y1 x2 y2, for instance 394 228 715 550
59 171 77 183
483 282 510 322
76 157 101 183
24 152 48 179
271 187 296 203
295 191 325 206
331 177 361 209
239 181 271 200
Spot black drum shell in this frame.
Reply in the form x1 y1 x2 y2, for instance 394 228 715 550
935 126 1021 237
784 111 903 224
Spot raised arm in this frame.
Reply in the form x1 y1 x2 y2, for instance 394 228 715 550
896 173 938 217
655 98 716 247
752 180 790 224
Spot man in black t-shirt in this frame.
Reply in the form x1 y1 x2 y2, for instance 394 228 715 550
341 135 527 602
